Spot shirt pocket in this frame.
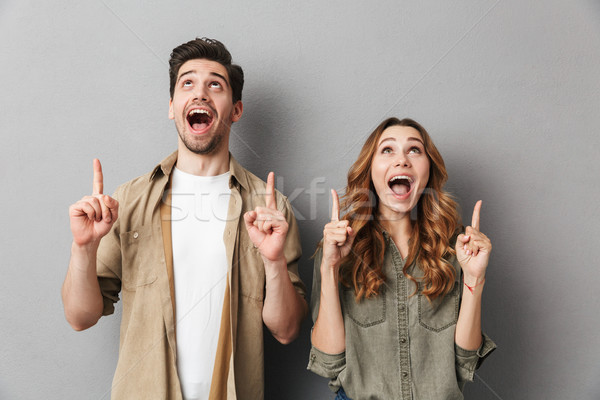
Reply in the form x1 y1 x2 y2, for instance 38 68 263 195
120 225 158 290
239 243 265 303
342 286 386 328
418 283 459 332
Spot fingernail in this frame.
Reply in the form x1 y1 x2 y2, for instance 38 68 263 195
466 250 471 256
463 244 467 251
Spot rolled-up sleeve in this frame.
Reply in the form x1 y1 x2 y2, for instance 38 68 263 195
308 345 346 378
306 249 347 384
455 332 497 382
96 185 124 316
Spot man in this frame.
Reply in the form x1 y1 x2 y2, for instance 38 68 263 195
62 38 308 400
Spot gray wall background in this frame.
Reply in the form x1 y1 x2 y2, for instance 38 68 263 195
1 0 599 399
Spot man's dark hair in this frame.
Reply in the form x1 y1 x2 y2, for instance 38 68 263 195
169 37 244 103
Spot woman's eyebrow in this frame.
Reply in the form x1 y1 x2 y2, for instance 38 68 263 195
378 136 424 146
378 137 396 145
407 137 424 144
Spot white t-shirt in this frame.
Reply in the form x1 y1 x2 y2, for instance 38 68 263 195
170 167 231 400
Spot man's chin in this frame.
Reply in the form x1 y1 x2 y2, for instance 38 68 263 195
181 134 223 155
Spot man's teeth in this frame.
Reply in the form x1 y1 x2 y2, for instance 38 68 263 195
389 175 413 184
188 109 212 117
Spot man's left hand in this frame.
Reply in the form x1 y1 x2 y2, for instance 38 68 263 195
244 172 288 263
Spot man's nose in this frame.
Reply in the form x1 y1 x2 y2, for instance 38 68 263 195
193 86 209 102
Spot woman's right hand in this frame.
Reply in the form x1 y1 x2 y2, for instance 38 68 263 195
322 189 356 271
69 159 119 248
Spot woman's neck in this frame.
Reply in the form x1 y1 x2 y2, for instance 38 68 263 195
378 209 414 259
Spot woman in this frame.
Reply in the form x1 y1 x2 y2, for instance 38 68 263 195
308 118 496 399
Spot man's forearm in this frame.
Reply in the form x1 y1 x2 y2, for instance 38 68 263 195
262 257 308 345
61 241 104 331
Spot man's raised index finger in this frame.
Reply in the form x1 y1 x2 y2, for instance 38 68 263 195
265 172 276 209
331 189 340 221
471 200 482 230
93 158 104 195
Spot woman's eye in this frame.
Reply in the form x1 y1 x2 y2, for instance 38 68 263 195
382 147 393 154
408 146 421 154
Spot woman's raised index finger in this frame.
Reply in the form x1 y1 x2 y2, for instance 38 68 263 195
93 158 104 195
331 189 340 221
471 200 482 230
265 172 276 209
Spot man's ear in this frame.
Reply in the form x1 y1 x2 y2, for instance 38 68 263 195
231 101 243 122
168 98 174 120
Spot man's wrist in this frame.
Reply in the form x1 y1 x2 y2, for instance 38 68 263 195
71 240 100 257
263 255 287 278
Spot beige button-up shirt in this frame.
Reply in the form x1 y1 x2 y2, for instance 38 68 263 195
96 151 306 399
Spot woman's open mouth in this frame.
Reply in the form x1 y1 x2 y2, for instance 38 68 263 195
186 108 214 133
388 175 413 198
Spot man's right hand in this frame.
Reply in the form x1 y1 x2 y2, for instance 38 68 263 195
69 159 119 247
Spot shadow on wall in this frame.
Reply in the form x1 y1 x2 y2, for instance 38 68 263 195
444 144 518 400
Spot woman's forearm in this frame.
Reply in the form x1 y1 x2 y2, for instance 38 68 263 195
454 277 484 350
311 263 346 354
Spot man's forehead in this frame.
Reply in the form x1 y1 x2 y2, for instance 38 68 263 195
177 59 229 80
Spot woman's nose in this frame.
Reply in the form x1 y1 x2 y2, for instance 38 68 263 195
395 154 410 168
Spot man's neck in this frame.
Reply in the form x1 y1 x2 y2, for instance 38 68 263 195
175 144 230 176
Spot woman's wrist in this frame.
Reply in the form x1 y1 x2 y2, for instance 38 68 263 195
463 275 485 294
320 262 340 283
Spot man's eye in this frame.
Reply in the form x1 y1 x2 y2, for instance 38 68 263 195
209 82 222 88
183 80 192 87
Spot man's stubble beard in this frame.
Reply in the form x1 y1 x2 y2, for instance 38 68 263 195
179 129 225 155
177 119 231 155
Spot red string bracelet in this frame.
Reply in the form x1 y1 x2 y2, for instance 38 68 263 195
463 277 485 294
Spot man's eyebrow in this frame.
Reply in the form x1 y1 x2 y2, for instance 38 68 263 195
210 72 230 87
177 69 195 84
176 70 230 88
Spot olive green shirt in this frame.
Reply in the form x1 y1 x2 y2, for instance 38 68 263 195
308 233 496 400
96 151 306 399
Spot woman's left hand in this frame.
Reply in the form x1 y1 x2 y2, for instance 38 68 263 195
456 200 492 282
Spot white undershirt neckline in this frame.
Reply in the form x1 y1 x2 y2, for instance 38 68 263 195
170 167 231 400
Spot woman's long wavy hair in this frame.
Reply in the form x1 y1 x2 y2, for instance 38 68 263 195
340 117 461 302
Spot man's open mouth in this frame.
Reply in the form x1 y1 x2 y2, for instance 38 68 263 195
186 108 214 131
388 175 413 196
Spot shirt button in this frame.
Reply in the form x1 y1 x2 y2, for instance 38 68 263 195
400 337 406 343
399 304 405 310
402 372 408 378
133 232 139 239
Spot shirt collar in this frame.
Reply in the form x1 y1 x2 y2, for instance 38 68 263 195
228 153 249 191
148 150 248 191
149 150 178 181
